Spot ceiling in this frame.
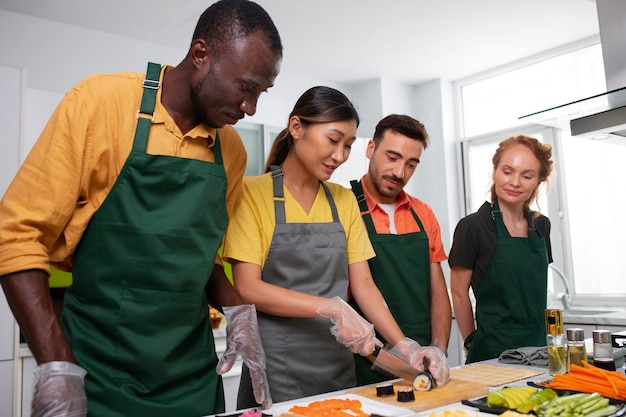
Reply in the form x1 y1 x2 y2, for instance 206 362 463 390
0 0 600 85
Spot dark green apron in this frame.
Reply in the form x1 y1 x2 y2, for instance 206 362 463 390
350 180 431 385
61 62 227 417
466 199 548 363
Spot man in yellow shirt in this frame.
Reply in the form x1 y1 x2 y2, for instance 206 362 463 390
0 1 281 416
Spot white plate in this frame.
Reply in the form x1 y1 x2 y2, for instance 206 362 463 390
272 393 415 417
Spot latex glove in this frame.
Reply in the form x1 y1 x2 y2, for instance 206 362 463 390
31 361 87 417
217 305 272 409
316 296 377 356
390 337 450 387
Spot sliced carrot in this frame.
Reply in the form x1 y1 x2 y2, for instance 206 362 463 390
542 362 626 400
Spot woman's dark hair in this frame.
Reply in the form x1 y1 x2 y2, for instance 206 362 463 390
490 135 554 215
264 86 360 171
192 0 282 58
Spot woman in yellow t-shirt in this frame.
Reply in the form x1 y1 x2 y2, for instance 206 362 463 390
223 86 449 408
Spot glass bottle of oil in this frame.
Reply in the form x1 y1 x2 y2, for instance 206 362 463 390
546 309 566 375
566 328 587 371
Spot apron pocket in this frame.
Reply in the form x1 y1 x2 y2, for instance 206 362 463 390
112 286 213 387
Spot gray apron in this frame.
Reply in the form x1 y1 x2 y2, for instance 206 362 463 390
237 166 355 408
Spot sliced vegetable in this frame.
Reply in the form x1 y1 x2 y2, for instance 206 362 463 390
533 392 618 417
487 386 537 409
515 388 557 413
542 361 626 400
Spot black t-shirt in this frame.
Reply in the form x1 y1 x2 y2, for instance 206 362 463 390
448 201 552 290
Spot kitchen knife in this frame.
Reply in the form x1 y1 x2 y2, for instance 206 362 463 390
370 345 419 383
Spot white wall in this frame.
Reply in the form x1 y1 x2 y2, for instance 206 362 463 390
0 10 463 414
0 63 22 417
0 8 461 265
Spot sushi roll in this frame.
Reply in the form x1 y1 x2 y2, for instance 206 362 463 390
375 383 395 397
413 370 435 391
396 387 415 402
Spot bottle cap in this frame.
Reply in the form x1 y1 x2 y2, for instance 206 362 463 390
545 309 563 335
593 329 611 344
566 328 585 341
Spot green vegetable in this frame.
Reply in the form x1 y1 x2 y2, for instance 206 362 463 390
533 392 619 417
515 388 558 413
487 386 537 409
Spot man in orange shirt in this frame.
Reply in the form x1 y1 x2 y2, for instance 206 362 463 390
350 114 452 385
0 1 281 416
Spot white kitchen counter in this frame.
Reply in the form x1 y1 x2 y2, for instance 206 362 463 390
561 308 626 327
222 359 551 417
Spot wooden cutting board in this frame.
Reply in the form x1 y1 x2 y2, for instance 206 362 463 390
450 363 545 386
347 377 488 413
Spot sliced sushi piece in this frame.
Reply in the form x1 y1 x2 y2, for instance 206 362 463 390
413 370 435 391
397 387 415 402
375 383 395 397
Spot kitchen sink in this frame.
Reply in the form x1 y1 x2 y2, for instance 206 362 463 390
562 309 619 316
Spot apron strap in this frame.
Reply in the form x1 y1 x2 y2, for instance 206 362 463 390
212 131 223 165
271 166 340 224
351 179 426 236
491 198 540 238
350 180 376 234
131 62 223 165
270 165 287 224
320 182 340 223
133 62 161 153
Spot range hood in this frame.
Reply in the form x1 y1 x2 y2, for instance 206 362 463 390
519 0 626 145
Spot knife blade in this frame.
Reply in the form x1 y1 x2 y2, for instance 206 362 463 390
370 345 419 383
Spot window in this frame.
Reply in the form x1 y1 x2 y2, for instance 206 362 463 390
460 43 605 138
458 42 625 304
558 132 626 297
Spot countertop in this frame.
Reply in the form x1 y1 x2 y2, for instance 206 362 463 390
559 306 626 327
238 355 626 417
231 359 551 417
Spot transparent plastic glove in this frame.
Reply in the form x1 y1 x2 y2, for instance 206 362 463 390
316 296 377 356
31 361 87 417
390 337 450 387
217 305 272 409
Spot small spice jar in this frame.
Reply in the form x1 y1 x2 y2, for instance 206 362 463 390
566 328 586 371
593 330 616 371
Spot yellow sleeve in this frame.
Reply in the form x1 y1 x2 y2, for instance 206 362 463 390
218 125 247 218
223 174 275 268
327 183 376 265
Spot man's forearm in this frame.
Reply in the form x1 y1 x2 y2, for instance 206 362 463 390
205 264 243 311
1 269 74 364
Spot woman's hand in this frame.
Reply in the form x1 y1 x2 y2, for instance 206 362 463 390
390 337 450 387
316 296 378 356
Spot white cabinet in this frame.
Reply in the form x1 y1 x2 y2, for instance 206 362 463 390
0 360 15 417
21 356 35 417
448 319 464 367
0 64 23 417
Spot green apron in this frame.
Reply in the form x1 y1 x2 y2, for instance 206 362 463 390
465 199 548 363
350 180 431 385
61 62 227 416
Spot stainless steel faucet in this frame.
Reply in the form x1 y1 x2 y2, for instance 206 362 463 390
549 264 572 309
